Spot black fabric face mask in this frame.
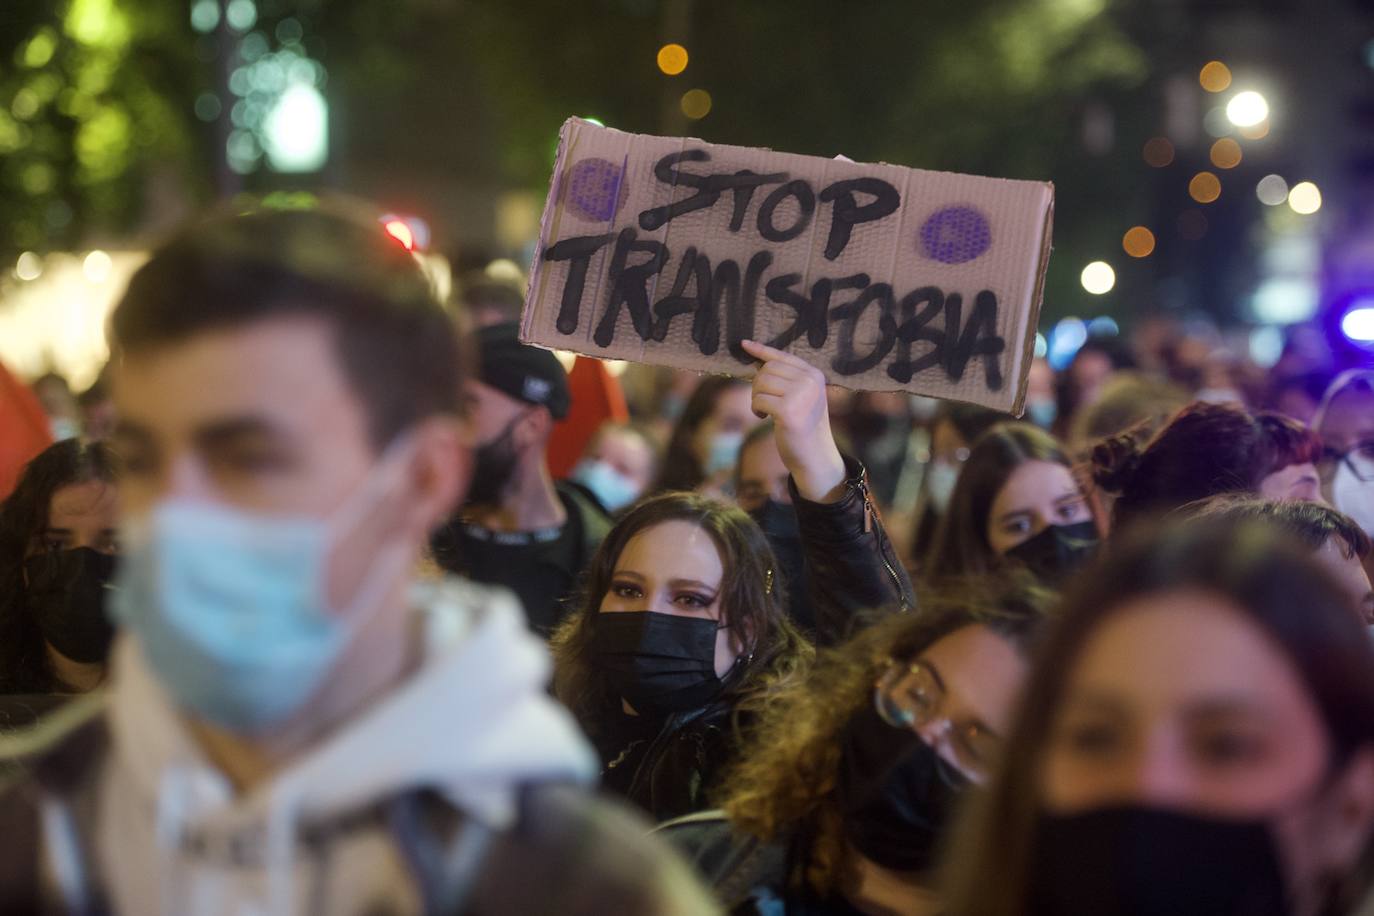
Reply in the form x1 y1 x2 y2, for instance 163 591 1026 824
1027 805 1290 916
749 498 799 542
834 700 971 872
1004 520 1100 582
466 414 523 506
847 410 898 443
588 611 725 717
22 547 117 664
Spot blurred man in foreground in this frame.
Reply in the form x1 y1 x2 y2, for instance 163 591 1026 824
0 201 713 915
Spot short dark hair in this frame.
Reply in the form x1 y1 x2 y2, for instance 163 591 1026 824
1186 495 1372 560
937 402 1006 445
1092 401 1323 529
111 199 463 449
457 272 525 324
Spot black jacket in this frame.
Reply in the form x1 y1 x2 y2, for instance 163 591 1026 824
599 697 741 826
596 457 914 823
657 811 859 916
791 455 913 646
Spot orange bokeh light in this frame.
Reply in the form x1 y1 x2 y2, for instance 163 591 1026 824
1122 226 1156 258
1199 61 1232 93
1189 172 1222 204
1210 138 1243 169
657 43 689 76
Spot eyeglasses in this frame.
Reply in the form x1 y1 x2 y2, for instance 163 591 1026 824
1318 439 1374 485
873 659 1001 782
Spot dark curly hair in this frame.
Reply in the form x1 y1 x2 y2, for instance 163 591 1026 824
719 573 1057 898
0 439 119 693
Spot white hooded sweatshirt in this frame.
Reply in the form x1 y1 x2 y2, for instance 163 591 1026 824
90 577 598 915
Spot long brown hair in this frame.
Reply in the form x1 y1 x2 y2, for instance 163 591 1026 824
941 518 1374 916
550 491 813 740
719 574 1057 898
652 377 749 493
925 423 1083 580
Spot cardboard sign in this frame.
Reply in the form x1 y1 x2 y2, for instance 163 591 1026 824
520 118 1054 413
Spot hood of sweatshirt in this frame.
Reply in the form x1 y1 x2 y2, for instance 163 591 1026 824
105 576 596 909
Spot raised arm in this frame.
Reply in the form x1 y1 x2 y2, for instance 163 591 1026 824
743 340 914 645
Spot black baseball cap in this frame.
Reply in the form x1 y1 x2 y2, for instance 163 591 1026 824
474 322 571 420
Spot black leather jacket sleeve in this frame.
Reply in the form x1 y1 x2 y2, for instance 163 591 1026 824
789 454 915 647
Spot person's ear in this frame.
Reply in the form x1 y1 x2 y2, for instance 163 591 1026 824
1312 747 1374 874
403 415 471 535
512 407 554 452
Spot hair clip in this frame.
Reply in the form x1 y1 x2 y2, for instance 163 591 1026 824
765 568 775 596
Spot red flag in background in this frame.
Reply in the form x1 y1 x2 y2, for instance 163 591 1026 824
0 360 52 500
547 357 628 480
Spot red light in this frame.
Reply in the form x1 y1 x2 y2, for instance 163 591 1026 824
383 218 415 251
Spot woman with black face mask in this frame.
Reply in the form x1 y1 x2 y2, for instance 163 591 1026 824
943 518 1374 916
659 575 1055 915
925 423 1100 586
550 491 814 822
552 340 914 821
0 439 119 697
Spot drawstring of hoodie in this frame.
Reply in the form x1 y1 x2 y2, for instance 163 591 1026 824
153 767 193 913
264 798 299 915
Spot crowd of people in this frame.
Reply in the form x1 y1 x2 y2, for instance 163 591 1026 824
0 196 1372 915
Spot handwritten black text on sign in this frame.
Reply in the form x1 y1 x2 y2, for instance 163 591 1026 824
543 150 1007 390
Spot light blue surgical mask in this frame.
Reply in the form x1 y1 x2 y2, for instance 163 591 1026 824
109 442 415 732
571 458 640 514
705 431 745 478
50 417 81 441
1026 399 1058 430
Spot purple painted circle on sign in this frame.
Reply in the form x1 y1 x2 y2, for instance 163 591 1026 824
564 157 628 222
919 206 992 264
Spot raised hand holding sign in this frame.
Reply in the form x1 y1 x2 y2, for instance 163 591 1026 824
742 339 846 504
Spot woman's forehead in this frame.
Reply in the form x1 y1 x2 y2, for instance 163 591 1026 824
48 480 116 522
1064 592 1321 721
617 519 723 580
